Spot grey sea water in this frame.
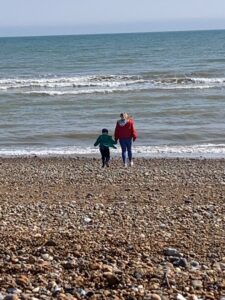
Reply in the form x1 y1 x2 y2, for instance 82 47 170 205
0 30 225 157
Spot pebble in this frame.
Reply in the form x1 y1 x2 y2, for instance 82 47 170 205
6 289 21 295
150 294 162 300
164 248 182 257
177 294 186 300
84 217 92 223
41 253 53 261
190 261 200 268
191 280 203 289
189 295 199 300
103 272 120 287
16 275 30 286
173 258 188 268
3 295 19 300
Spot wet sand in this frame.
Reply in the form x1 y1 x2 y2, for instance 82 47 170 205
0 157 225 300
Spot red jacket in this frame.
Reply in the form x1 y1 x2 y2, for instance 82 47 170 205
114 119 137 141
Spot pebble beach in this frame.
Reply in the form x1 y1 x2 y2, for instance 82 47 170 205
0 157 225 300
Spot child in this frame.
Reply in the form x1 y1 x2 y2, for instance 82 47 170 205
94 128 117 167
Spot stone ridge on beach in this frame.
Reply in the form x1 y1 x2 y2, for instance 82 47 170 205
0 157 224 300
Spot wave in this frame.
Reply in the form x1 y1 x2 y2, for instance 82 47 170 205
23 87 132 96
0 144 225 158
0 75 144 89
1 74 225 95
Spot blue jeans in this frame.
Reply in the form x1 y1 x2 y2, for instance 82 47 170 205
119 138 132 163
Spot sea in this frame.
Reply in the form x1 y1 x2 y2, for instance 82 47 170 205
0 30 225 158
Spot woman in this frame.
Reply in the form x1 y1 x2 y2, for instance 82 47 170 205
114 113 137 167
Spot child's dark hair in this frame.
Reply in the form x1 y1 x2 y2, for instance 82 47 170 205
102 128 108 134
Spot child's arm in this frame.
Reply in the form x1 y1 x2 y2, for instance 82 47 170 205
112 138 117 144
94 136 101 146
110 136 117 148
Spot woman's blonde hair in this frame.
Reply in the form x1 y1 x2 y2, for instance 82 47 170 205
120 112 131 120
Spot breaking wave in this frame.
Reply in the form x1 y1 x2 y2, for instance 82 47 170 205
1 74 225 95
0 144 225 158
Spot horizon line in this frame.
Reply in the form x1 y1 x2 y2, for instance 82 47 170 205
0 27 225 39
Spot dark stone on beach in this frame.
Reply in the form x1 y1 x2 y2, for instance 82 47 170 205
86 193 94 198
64 287 76 295
85 291 95 298
42 191 49 198
62 262 75 270
164 248 182 257
103 272 120 287
173 258 188 268
133 271 143 280
45 239 57 246
184 199 192 204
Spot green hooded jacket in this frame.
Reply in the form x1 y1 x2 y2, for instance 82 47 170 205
94 134 117 149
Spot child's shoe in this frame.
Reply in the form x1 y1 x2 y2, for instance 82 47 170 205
129 160 134 167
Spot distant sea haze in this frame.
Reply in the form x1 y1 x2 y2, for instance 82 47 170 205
0 30 225 157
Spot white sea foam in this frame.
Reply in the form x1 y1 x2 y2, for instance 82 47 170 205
0 75 144 90
24 88 131 96
0 144 225 158
134 144 225 158
1 75 225 94
191 77 225 83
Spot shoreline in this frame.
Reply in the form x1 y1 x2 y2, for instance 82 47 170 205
0 157 225 299
0 143 225 160
4 154 224 163
0 153 225 160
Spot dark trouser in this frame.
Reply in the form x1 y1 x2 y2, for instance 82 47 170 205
119 138 132 163
100 146 110 166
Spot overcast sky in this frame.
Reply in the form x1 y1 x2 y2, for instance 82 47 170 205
1 0 225 37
